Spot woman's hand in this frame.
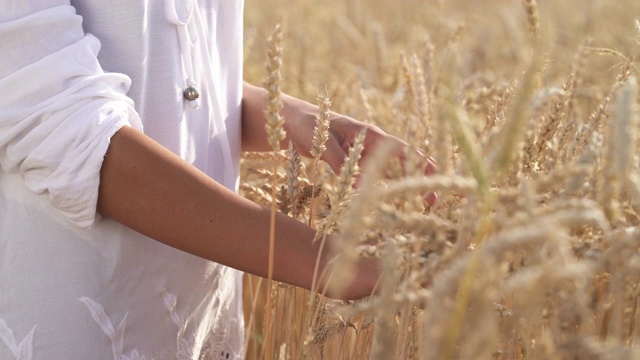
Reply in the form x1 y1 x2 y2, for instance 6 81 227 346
241 82 438 205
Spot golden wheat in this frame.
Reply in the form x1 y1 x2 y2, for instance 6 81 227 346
240 1 640 359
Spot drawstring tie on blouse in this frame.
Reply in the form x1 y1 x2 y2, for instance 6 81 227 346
165 0 200 109
164 0 237 190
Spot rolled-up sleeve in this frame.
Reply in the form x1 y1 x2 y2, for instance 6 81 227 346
0 1 143 227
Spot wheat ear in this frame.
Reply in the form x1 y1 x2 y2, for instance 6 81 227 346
308 87 332 227
522 0 539 42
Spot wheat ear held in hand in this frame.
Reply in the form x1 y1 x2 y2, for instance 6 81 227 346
262 22 285 360
314 129 367 244
308 88 332 227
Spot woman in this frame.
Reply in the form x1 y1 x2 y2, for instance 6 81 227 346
0 0 435 359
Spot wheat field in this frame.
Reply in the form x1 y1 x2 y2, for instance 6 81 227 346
239 0 640 359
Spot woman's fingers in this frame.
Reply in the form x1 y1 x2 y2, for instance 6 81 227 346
317 122 439 208
425 156 438 176
320 135 348 174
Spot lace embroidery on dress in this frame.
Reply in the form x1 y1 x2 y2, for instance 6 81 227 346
0 318 35 360
80 297 148 360
162 289 240 360
161 289 193 360
198 320 240 360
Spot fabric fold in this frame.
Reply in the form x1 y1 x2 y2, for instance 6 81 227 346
0 4 142 227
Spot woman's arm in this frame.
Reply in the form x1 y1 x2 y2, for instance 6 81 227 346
97 126 379 300
0 4 143 227
241 82 353 172
2 3 380 299
241 82 438 195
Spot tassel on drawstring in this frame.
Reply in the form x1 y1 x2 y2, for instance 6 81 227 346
165 0 200 109
165 0 236 189
183 78 200 108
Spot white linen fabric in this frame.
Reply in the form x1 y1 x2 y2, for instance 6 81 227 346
0 0 245 359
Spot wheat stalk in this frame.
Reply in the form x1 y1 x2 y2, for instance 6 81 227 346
262 22 286 360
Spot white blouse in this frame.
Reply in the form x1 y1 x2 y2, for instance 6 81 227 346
0 1 245 359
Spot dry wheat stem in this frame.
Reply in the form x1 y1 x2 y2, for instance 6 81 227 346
262 23 286 360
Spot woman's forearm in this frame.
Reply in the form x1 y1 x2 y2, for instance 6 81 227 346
97 127 328 292
241 82 316 152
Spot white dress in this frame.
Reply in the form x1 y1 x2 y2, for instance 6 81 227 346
0 1 245 359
